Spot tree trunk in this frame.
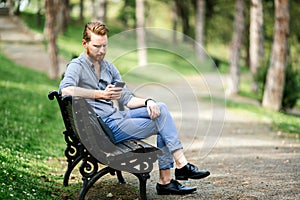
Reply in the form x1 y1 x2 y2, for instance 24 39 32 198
37 0 43 27
262 0 289 111
195 0 206 61
228 0 246 95
56 1 63 33
175 0 190 41
15 0 21 15
93 0 107 22
171 2 178 44
136 0 147 67
59 0 70 34
6 0 14 16
250 0 264 92
79 0 84 22
45 0 59 80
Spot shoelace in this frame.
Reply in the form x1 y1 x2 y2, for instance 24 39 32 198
188 163 198 171
171 179 182 188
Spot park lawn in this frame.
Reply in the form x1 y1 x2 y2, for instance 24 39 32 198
0 52 80 199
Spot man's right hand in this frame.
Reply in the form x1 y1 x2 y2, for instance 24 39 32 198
104 85 122 100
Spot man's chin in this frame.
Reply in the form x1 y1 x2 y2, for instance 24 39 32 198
96 55 104 61
90 56 104 62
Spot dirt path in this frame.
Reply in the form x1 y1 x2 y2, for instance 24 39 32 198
1 15 299 200
0 16 67 75
85 77 299 200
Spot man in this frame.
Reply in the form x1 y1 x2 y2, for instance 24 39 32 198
59 21 210 195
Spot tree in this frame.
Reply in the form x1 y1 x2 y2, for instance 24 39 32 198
118 0 136 28
249 0 264 92
195 0 206 61
262 0 290 111
228 0 246 95
174 0 191 41
14 0 21 15
45 0 59 79
171 1 178 43
57 0 70 34
93 0 107 22
136 0 147 66
79 0 84 21
6 0 14 16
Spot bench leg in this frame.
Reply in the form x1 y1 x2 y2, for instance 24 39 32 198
63 130 82 186
133 173 150 200
63 156 82 186
78 166 111 200
116 170 126 184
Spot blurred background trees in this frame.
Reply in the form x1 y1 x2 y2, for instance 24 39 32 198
2 0 299 112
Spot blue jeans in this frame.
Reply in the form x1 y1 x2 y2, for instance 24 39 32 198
102 103 183 170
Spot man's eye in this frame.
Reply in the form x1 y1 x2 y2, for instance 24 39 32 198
94 45 107 48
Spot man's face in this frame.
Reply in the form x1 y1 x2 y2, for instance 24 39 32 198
82 32 108 62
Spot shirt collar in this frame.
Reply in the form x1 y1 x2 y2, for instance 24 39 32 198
79 52 93 69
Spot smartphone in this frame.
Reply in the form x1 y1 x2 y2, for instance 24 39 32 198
114 81 125 88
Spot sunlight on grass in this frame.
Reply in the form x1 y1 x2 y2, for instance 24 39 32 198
226 99 300 134
200 92 300 136
0 52 70 199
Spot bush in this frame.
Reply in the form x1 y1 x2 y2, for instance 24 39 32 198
282 64 300 110
254 60 269 102
255 63 300 111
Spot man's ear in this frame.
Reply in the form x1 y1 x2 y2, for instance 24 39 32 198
82 39 87 47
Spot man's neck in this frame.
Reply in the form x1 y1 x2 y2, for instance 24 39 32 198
86 54 98 65
93 61 101 80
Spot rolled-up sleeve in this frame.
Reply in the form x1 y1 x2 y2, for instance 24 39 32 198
59 62 82 93
119 87 134 106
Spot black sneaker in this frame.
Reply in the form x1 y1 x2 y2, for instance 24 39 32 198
175 163 210 180
156 179 197 195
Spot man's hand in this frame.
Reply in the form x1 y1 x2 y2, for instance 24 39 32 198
146 100 160 119
104 85 122 100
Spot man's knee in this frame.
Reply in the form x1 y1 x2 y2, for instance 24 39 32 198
157 102 168 112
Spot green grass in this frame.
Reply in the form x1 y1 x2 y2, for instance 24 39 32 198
201 72 300 136
242 82 300 135
0 52 80 199
201 92 300 136
226 99 300 135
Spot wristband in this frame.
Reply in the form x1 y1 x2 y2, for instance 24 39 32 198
145 98 155 106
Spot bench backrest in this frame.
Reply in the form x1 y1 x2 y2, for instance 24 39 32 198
48 91 117 162
48 91 79 139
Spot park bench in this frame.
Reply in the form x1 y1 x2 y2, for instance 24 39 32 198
48 90 162 200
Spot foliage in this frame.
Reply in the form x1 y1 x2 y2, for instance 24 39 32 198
19 12 45 33
117 0 136 28
282 64 300 110
254 61 269 102
254 62 300 111
205 0 235 44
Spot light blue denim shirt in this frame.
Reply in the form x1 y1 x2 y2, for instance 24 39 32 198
59 52 134 118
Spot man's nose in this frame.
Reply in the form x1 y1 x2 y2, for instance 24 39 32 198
99 46 106 53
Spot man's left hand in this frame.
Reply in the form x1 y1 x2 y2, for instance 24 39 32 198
147 100 160 119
